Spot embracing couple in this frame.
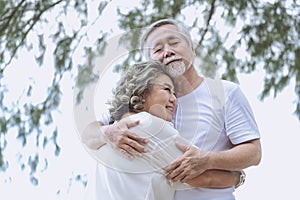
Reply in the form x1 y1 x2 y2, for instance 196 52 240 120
81 18 262 200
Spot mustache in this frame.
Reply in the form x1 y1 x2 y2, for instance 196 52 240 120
163 55 182 65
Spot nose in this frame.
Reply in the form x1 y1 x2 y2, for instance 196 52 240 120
158 45 175 62
169 93 176 104
163 46 175 58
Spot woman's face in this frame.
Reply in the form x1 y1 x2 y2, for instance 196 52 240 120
143 74 176 121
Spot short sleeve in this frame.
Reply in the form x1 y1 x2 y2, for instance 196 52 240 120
225 86 260 144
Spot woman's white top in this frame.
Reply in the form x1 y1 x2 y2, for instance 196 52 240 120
84 112 192 200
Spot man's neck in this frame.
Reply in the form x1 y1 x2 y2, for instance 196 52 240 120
173 66 203 97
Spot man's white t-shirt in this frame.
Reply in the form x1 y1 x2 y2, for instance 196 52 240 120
172 78 260 200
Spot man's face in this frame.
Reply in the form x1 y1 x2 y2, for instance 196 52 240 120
144 24 195 78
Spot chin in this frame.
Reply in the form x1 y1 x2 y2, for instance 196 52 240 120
166 117 172 122
151 112 167 121
165 113 173 122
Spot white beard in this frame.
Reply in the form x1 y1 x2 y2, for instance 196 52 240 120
165 60 186 78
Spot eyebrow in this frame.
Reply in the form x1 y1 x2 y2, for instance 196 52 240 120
167 35 181 41
164 83 174 89
156 82 175 91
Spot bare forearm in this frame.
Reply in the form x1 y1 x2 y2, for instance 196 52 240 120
80 118 147 159
186 169 240 188
80 121 107 149
208 139 262 171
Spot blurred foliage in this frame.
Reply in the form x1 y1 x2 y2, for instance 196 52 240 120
0 0 299 188
0 0 108 185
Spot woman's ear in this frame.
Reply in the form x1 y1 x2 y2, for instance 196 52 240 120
140 92 148 103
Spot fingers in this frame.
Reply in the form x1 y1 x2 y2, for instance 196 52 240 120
119 120 148 155
164 146 205 183
126 120 140 128
118 133 148 158
128 132 148 145
171 170 189 183
164 144 191 174
180 171 196 183
165 165 184 182
165 165 193 182
164 159 180 174
104 119 148 158
164 161 198 183
164 158 190 182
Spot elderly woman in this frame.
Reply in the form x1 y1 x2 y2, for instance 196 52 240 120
82 61 239 200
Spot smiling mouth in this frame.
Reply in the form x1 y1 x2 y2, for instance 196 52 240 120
166 106 174 112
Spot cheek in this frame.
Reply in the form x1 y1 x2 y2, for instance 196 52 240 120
147 90 169 104
178 45 194 58
145 95 166 109
148 104 168 121
156 92 169 102
150 55 161 62
150 96 165 105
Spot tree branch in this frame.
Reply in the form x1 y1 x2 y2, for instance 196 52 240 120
197 0 216 49
2 0 64 70
0 0 27 34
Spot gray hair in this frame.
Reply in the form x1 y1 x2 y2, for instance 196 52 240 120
108 61 170 123
140 18 193 57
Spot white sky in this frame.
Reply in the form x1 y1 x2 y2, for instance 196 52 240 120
1 0 300 199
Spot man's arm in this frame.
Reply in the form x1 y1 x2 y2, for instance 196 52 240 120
80 121 107 150
80 119 148 158
165 139 261 183
186 170 241 188
208 139 261 171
